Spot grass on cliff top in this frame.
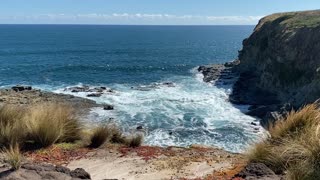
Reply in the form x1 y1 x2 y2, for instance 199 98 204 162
248 103 320 180
258 10 320 29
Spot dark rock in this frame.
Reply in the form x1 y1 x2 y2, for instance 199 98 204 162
55 165 71 174
12 86 32 92
251 122 258 126
0 163 92 180
103 104 114 110
70 168 91 179
230 10 320 125
87 93 102 97
246 105 279 118
198 63 239 85
162 82 175 87
233 163 281 180
136 126 143 130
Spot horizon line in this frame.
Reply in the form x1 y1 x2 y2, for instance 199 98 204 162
0 23 256 26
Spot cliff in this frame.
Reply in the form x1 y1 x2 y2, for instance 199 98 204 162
230 10 320 125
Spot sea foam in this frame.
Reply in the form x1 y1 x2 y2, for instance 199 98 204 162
54 68 265 153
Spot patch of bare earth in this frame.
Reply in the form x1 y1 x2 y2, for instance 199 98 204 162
67 144 245 180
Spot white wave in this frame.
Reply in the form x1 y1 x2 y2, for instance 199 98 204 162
54 71 266 153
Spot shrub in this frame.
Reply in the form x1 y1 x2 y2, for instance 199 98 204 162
24 103 82 148
126 134 143 148
88 126 111 148
269 104 319 139
0 105 25 148
110 128 126 144
249 103 320 179
4 144 22 170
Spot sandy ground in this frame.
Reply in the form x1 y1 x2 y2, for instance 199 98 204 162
67 145 245 180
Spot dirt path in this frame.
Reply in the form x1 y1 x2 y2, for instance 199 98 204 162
67 145 245 180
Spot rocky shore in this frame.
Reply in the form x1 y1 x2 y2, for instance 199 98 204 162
200 10 320 128
0 86 98 108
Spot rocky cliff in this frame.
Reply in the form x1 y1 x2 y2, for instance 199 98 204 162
230 10 320 126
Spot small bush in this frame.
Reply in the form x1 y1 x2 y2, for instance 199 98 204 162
249 103 320 179
4 144 22 170
126 134 143 148
269 104 319 139
110 128 126 144
88 126 110 148
24 103 82 148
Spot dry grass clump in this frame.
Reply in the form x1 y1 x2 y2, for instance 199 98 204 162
0 105 25 148
88 126 111 148
88 124 144 148
4 144 22 170
248 104 320 179
0 102 142 153
24 103 82 148
0 103 82 149
126 134 143 148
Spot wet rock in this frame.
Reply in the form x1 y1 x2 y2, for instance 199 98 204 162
103 104 114 110
87 93 102 97
233 163 281 180
162 82 175 87
198 61 239 84
12 86 32 92
250 122 258 126
136 126 143 130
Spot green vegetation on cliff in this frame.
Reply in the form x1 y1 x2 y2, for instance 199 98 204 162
257 10 320 29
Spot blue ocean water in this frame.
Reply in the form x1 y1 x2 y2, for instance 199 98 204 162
0 25 264 152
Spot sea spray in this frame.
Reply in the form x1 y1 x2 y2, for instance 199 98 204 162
54 69 266 153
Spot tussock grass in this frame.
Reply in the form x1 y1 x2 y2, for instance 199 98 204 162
4 144 22 170
0 105 25 148
24 103 82 148
110 127 127 144
89 126 111 148
0 102 142 153
126 134 143 148
249 104 320 179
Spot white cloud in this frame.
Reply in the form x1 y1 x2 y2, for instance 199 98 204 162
0 13 264 25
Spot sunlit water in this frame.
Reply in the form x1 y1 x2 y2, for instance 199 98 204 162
0 25 265 152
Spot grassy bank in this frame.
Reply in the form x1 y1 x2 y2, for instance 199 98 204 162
0 102 143 169
249 103 320 180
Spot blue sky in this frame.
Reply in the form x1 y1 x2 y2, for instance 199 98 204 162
1 0 319 25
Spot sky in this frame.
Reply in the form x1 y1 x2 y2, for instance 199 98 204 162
0 0 319 25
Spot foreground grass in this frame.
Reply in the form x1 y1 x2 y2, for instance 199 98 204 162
0 102 143 170
249 104 320 180
3 144 22 170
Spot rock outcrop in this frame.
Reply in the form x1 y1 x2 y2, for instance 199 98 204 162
230 10 320 126
0 163 91 180
0 87 101 114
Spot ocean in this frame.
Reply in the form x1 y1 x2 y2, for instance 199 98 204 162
0 25 264 152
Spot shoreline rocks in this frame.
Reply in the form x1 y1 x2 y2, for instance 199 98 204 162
197 60 240 85
0 163 91 180
0 86 102 114
201 10 320 127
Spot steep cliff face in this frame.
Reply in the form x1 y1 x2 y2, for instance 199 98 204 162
231 10 320 111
